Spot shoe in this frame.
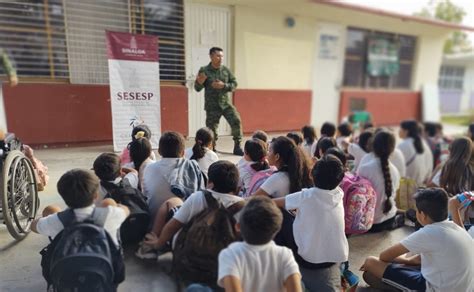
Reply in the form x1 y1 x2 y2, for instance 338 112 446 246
391 213 405 229
135 243 158 260
233 142 244 156
406 208 417 223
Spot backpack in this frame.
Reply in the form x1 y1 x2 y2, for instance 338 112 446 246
173 191 245 288
40 208 125 292
101 178 150 245
244 167 275 197
340 173 376 234
169 158 205 200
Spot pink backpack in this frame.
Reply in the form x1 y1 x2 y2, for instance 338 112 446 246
244 167 275 198
340 173 376 234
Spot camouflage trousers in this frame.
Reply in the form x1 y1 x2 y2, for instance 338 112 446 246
205 104 242 143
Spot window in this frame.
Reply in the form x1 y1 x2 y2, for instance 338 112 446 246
0 0 184 83
343 27 417 89
0 0 68 80
438 65 465 90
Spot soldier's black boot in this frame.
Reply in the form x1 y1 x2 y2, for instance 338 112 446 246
233 142 244 156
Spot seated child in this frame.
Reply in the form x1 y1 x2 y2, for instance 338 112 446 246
93 153 139 202
31 169 130 247
449 192 474 238
142 160 244 255
184 127 218 176
320 122 336 138
128 137 154 189
120 124 156 165
336 122 353 152
218 196 301 292
313 136 337 160
361 188 474 291
301 125 318 158
237 130 270 169
286 132 304 147
274 154 348 291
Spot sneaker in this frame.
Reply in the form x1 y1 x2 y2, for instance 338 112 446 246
406 208 417 223
233 143 244 156
135 244 158 260
392 213 405 229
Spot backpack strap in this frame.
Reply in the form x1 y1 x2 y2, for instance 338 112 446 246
57 209 76 228
203 190 219 209
90 207 110 227
406 153 417 167
227 200 245 215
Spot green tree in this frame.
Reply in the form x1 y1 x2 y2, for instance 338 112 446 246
414 0 471 53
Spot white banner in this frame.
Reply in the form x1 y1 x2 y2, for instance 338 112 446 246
106 31 161 151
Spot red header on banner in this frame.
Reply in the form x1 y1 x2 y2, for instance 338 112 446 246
106 31 159 62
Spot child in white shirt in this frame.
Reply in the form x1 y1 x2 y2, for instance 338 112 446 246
301 125 318 158
274 154 348 291
184 127 218 176
218 196 301 292
361 188 474 292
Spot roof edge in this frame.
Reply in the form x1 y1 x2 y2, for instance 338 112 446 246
311 0 474 32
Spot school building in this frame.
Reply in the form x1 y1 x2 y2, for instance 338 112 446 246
1 0 473 145
438 52 474 114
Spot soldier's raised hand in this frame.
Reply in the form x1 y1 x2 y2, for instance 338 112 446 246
196 72 207 85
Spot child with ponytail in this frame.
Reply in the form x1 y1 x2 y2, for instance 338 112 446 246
397 120 433 185
358 131 404 231
184 127 218 176
120 124 156 165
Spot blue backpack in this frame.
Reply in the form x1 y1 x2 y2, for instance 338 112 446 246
40 208 125 292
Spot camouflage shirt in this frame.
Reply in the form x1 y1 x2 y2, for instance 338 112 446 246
0 48 16 78
194 63 237 110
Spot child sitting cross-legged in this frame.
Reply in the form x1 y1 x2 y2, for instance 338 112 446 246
218 196 302 292
361 188 474 291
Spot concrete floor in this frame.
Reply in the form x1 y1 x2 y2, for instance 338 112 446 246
1 135 417 292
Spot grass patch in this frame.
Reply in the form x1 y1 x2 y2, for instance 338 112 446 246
441 115 472 126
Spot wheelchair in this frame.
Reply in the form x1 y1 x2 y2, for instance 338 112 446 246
0 133 39 240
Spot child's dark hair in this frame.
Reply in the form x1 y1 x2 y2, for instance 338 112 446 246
423 122 438 137
301 125 317 145
208 160 239 194
271 136 313 193
286 132 303 146
57 169 99 208
401 120 424 154
440 137 473 195
239 196 282 245
320 122 336 137
373 131 395 214
314 137 337 158
312 154 344 190
129 137 152 171
159 131 185 158
325 147 347 167
362 121 374 130
358 130 374 153
337 122 353 137
190 127 214 161
93 153 121 181
252 130 269 143
244 139 270 172
131 124 152 141
468 123 474 142
414 188 448 222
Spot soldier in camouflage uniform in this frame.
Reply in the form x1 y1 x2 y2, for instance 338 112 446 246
0 48 18 136
194 47 243 156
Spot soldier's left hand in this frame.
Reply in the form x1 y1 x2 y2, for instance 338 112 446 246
211 80 225 89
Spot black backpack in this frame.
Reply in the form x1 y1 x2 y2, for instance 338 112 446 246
173 191 244 288
101 178 150 245
40 208 125 292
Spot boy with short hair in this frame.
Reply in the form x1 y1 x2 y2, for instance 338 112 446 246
31 169 130 247
218 196 301 292
93 152 139 202
361 188 474 291
274 154 348 291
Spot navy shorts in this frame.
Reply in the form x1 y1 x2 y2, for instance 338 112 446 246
382 264 426 291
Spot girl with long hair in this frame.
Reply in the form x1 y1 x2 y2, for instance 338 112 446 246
184 127 218 175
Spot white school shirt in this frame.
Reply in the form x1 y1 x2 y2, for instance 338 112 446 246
401 221 474 292
184 147 219 176
302 140 317 158
260 171 290 198
285 187 349 264
142 158 182 212
397 138 433 185
173 190 244 224
358 149 406 178
348 143 367 171
357 156 400 224
36 205 127 246
218 241 300 292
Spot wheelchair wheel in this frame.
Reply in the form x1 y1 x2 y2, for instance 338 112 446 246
1 150 38 240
